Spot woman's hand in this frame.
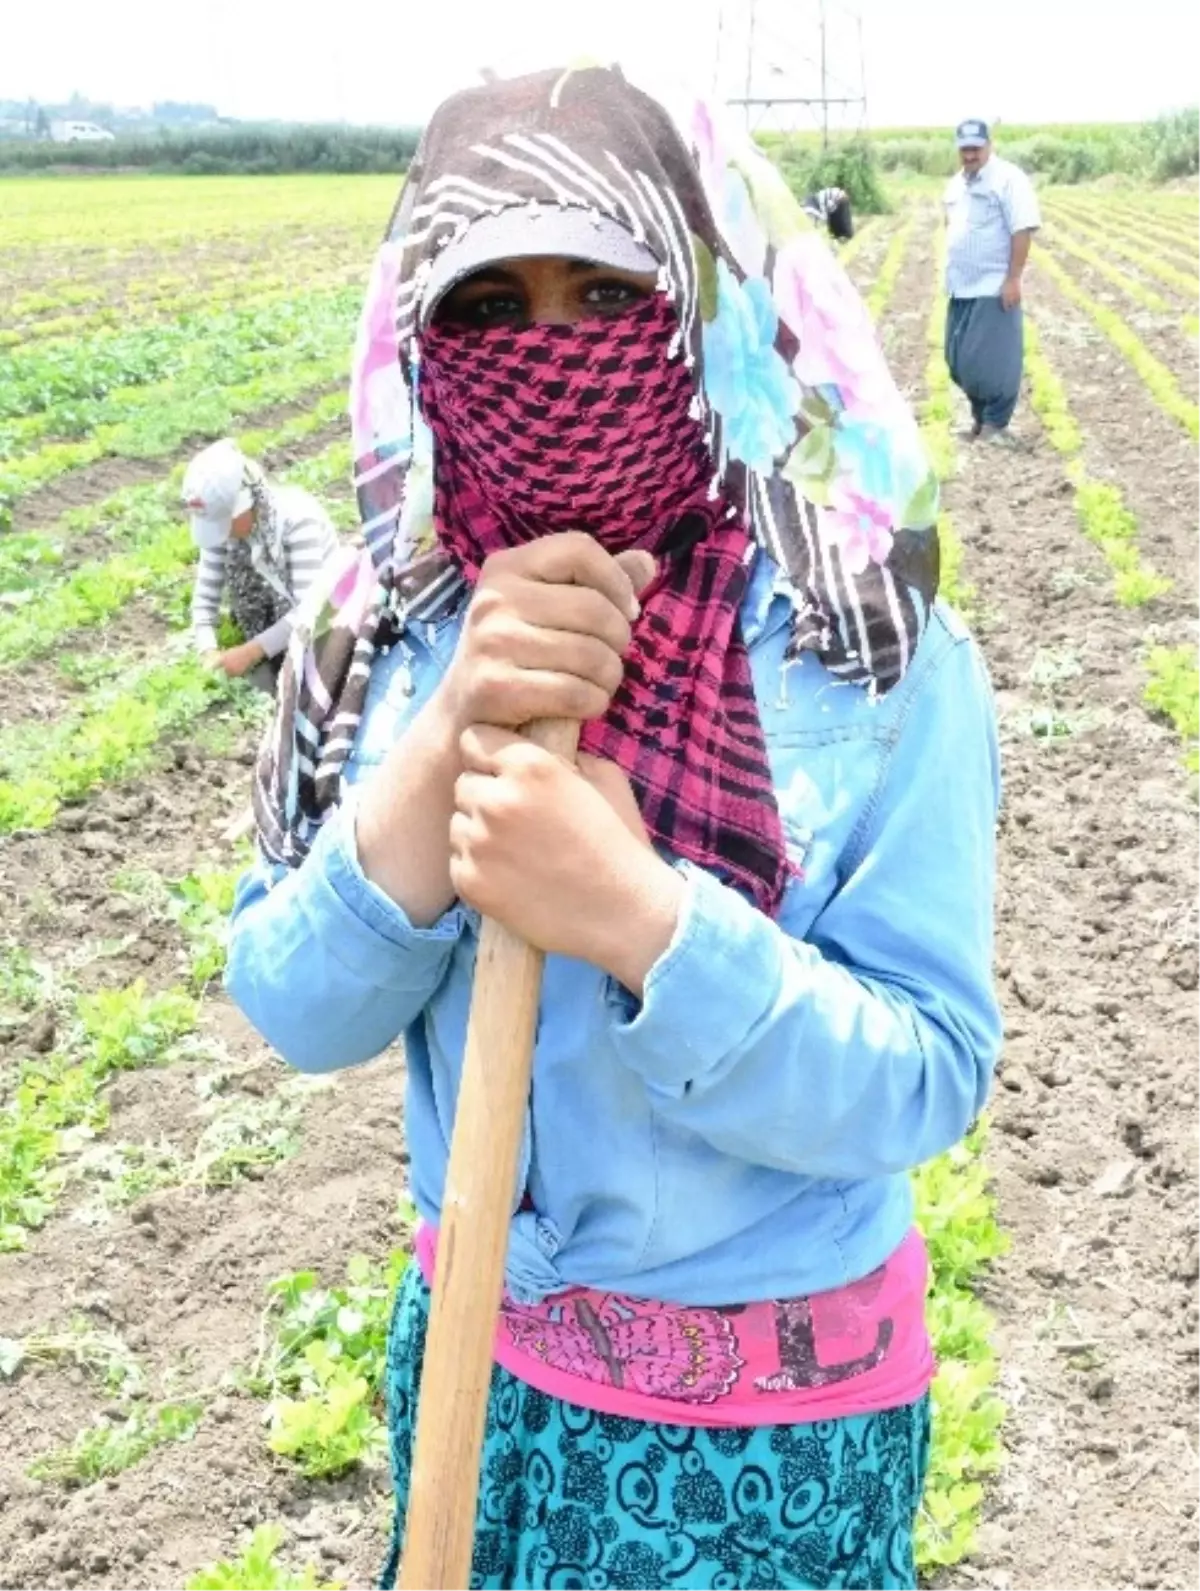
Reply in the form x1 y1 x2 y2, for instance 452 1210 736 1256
450 725 683 997
437 533 655 736
357 532 656 933
212 641 266 678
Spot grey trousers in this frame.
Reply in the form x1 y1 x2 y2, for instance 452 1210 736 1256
944 295 1024 429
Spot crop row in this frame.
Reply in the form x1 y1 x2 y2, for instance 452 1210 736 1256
1025 320 1173 606
1042 202 1198 298
1035 253 1199 440
0 354 345 532
0 421 352 666
0 654 252 834
3 233 361 323
1037 225 1171 315
0 172 400 253
865 215 916 320
1 282 360 424
1053 197 1198 266
1084 200 1198 253
834 213 886 272
920 229 971 611
1 259 362 353
0 390 347 596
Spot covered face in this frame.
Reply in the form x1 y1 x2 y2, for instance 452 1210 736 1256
181 439 254 550
255 64 941 886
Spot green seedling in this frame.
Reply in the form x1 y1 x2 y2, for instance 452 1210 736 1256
186 1524 341 1591
1144 644 1200 773
29 1398 204 1485
913 1123 1008 1570
248 1247 409 1480
0 1316 145 1394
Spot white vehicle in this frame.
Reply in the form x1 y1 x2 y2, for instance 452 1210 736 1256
50 120 116 144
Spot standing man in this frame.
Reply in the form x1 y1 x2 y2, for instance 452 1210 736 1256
943 118 1041 444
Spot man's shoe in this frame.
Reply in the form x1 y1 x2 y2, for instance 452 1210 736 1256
979 425 1023 450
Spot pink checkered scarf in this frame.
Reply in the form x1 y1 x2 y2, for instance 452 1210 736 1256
420 294 788 913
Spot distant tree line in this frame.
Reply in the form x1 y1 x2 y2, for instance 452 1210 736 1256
0 122 423 175
760 110 1197 215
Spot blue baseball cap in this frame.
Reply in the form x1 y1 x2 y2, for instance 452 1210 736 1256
955 119 990 148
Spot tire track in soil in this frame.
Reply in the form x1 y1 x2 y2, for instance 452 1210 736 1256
884 225 1198 1590
1029 260 1198 600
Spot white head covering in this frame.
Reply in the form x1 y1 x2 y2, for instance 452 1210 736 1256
181 439 255 549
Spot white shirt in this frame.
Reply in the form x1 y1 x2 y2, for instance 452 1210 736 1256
943 155 1041 298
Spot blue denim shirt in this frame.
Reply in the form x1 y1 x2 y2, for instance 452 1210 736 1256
226 553 1002 1306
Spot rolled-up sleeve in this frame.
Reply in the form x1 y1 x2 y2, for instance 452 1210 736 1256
226 794 464 1072
609 629 1003 1179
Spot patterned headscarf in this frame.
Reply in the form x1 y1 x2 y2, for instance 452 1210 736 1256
252 64 939 889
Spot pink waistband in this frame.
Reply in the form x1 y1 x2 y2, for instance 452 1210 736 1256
414 1223 933 1428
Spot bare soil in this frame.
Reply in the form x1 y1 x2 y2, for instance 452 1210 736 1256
890 226 1200 1591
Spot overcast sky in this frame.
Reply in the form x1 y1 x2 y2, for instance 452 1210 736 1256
6 0 1198 130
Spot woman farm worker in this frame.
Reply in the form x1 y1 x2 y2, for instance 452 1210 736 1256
181 438 338 689
227 65 1001 1591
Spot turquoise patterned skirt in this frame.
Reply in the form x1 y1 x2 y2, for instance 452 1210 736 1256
381 1266 931 1590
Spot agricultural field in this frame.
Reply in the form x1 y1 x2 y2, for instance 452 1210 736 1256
0 170 1197 1591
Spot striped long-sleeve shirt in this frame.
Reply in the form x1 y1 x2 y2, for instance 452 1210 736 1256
191 485 339 658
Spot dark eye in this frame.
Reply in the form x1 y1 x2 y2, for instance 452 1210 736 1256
582 278 650 313
438 288 525 328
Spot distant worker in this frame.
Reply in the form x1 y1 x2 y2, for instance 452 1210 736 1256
942 119 1041 445
803 184 855 241
181 440 338 691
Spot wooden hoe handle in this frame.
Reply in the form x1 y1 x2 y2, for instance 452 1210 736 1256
399 716 581 1590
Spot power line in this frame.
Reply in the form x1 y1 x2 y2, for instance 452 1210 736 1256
717 0 867 143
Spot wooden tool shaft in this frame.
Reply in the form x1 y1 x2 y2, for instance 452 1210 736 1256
398 717 580 1590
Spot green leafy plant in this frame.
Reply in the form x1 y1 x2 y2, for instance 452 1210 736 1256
249 1247 409 1478
1144 644 1200 772
267 1343 385 1477
1025 319 1172 609
167 852 249 987
0 942 47 1028
0 978 197 1249
77 980 198 1077
192 1091 307 1188
913 1124 1008 1570
74 1137 188 1208
186 1524 341 1591
865 216 916 320
29 1398 203 1485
